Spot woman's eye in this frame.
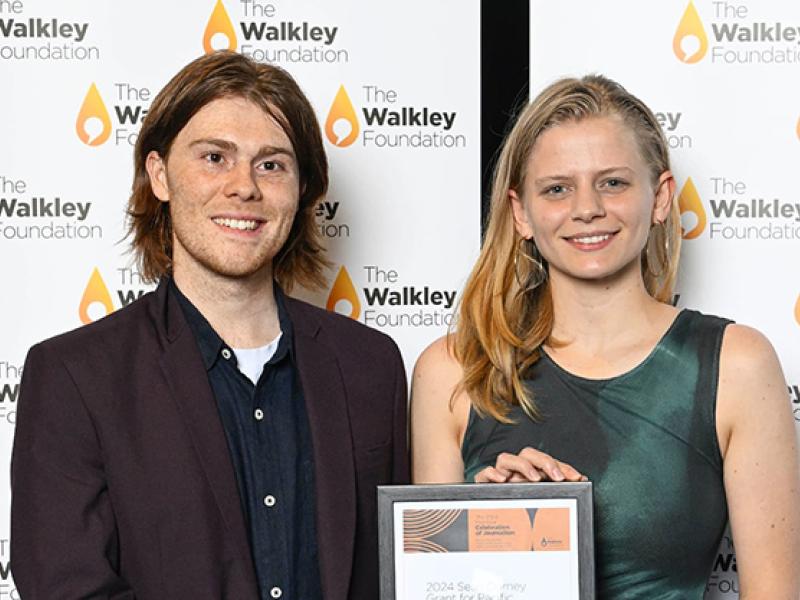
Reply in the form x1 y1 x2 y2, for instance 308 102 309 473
545 184 566 195
604 178 627 189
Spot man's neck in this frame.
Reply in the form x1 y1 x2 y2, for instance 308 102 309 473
173 264 282 349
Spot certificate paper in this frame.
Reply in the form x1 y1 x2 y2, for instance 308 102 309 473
378 484 593 600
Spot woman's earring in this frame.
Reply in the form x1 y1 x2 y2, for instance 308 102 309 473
645 220 670 278
514 237 547 293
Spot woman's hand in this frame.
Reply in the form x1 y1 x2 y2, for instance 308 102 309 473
474 447 587 483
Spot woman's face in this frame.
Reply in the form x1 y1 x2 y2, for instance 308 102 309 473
509 115 673 287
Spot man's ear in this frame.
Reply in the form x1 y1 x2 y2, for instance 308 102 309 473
145 151 170 202
653 170 676 223
509 189 533 239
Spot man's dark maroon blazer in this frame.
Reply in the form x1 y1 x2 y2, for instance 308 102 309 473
11 280 409 599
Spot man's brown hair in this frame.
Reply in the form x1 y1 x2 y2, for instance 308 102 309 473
127 51 330 291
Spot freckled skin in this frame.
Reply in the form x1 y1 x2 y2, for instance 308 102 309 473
149 96 301 282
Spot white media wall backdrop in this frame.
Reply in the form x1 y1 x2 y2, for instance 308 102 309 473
0 0 481 594
531 0 800 596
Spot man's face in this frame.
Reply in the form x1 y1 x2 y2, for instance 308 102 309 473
146 96 300 284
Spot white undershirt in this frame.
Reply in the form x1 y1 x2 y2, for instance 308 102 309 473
232 332 283 385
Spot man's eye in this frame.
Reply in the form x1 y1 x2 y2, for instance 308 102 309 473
204 153 223 164
260 160 281 171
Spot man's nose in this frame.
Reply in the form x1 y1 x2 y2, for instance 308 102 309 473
223 162 261 202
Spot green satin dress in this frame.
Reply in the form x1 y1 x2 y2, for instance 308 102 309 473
462 310 730 598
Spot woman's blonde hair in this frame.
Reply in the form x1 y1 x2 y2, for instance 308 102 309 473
453 74 681 422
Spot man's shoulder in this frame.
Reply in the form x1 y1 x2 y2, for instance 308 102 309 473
283 295 400 359
32 289 160 361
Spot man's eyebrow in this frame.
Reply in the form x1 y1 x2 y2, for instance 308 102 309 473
255 145 295 159
188 138 294 159
188 138 237 151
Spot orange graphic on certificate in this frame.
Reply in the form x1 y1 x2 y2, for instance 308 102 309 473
403 508 570 553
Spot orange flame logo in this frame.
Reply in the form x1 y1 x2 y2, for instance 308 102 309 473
325 86 360 148
794 293 800 326
79 268 115 325
203 0 237 54
76 83 112 147
326 266 361 319
673 1 708 64
678 177 707 240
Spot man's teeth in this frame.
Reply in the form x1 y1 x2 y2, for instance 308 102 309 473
213 217 259 231
573 234 611 244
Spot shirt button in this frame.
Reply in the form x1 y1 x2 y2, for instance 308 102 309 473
264 494 276 507
270 587 282 598
254 408 264 421
221 348 232 360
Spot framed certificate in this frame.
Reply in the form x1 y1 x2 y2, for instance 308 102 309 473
378 483 594 600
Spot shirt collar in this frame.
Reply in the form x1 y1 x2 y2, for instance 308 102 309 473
170 278 295 372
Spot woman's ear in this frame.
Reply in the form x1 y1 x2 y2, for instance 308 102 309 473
653 170 676 223
509 189 533 239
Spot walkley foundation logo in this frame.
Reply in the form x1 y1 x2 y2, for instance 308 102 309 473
204 0 348 64
0 360 20 426
678 177 706 239
78 266 152 324
790 378 800 422
76 83 112 147
655 110 693 150
325 86 360 148
673 1 709 64
794 293 800 326
0 0 99 61
0 173 101 241
706 535 738 595
324 83 468 150
674 1 800 65
679 175 800 241
326 266 361 319
203 0 237 53
326 264 457 328
75 82 152 147
79 268 115 324
316 198 349 239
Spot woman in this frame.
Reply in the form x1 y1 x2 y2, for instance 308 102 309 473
411 75 799 598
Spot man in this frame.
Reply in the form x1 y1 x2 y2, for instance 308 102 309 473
11 51 408 600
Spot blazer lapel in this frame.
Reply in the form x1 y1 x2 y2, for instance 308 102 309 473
288 298 356 600
156 284 255 574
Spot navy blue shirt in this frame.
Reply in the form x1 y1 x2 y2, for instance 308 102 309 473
173 281 323 600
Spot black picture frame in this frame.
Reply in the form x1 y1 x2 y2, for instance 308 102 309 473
378 482 595 600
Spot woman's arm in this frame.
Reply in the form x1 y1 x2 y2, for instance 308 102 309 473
410 336 470 483
410 336 585 484
717 324 800 600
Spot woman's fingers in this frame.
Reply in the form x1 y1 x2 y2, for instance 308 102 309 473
475 449 588 483
555 460 586 482
514 447 563 480
496 452 543 482
474 466 510 483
